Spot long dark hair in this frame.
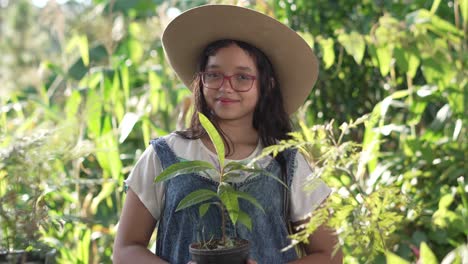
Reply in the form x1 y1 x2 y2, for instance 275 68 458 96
176 39 292 156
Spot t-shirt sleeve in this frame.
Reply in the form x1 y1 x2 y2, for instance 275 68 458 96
290 152 331 222
124 145 165 221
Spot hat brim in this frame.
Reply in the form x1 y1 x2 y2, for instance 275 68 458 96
162 4 319 114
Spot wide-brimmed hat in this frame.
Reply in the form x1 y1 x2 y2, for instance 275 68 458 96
162 4 318 114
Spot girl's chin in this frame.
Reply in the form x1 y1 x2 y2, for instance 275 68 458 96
212 110 253 122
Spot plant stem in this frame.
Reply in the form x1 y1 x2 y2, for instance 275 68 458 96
218 203 227 245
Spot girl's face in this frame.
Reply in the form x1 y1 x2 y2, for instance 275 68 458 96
202 44 259 124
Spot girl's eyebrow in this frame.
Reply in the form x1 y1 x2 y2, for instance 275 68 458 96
206 64 254 72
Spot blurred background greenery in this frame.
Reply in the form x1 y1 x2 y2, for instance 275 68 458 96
0 0 466 263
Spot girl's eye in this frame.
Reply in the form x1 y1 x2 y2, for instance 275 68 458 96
205 72 222 79
236 74 252 80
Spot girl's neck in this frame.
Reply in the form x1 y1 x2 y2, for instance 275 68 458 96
217 119 258 145
201 119 259 159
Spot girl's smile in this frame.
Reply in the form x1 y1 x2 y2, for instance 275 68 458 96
216 97 240 104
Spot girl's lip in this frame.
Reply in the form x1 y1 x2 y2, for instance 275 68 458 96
217 98 239 103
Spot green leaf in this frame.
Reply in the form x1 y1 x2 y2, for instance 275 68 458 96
218 184 239 224
407 50 421 79
90 182 116 214
199 202 212 217
118 112 140 143
237 210 252 231
199 112 225 168
461 0 468 27
297 32 315 49
385 252 411 264
67 45 108 80
223 162 273 183
438 194 454 209
394 47 420 79
408 100 427 125
408 9 463 37
420 242 439 264
318 37 335 69
78 35 89 66
120 65 130 101
128 38 144 63
223 161 249 172
77 228 91 263
175 189 217 212
65 90 82 119
337 31 365 65
430 0 441 14
155 160 216 182
227 162 289 189
234 190 265 214
376 45 392 76
95 129 123 181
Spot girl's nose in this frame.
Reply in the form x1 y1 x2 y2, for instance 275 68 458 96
219 77 235 92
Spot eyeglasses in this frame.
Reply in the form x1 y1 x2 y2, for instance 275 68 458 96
199 71 257 92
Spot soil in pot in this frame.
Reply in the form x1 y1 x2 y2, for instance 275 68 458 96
189 239 250 264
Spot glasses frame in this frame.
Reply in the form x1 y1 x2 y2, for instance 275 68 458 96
199 71 257 92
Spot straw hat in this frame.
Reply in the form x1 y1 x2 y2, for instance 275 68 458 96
162 4 318 114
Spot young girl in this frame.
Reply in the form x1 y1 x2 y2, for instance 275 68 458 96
114 5 342 264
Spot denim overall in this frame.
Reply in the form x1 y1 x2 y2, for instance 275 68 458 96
151 138 299 264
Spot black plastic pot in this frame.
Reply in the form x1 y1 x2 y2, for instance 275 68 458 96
0 249 56 264
189 239 250 264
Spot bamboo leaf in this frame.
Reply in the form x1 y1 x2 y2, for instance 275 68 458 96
95 130 122 180
118 112 140 143
128 38 144 63
120 65 129 101
176 189 217 212
199 112 225 168
155 160 216 182
78 35 89 66
65 90 82 119
85 89 102 139
90 182 116 214
461 0 468 26
430 0 441 14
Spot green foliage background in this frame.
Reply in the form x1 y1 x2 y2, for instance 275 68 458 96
0 0 466 263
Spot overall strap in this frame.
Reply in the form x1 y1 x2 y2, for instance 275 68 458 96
149 137 179 170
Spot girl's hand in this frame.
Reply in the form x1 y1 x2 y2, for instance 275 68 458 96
188 260 257 264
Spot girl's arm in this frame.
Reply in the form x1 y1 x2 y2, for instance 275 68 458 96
113 188 168 264
287 219 343 264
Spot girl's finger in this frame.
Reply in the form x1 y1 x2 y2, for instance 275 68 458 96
247 260 257 264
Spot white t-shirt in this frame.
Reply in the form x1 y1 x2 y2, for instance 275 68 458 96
125 133 331 222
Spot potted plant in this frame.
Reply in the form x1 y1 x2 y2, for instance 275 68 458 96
154 113 287 263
